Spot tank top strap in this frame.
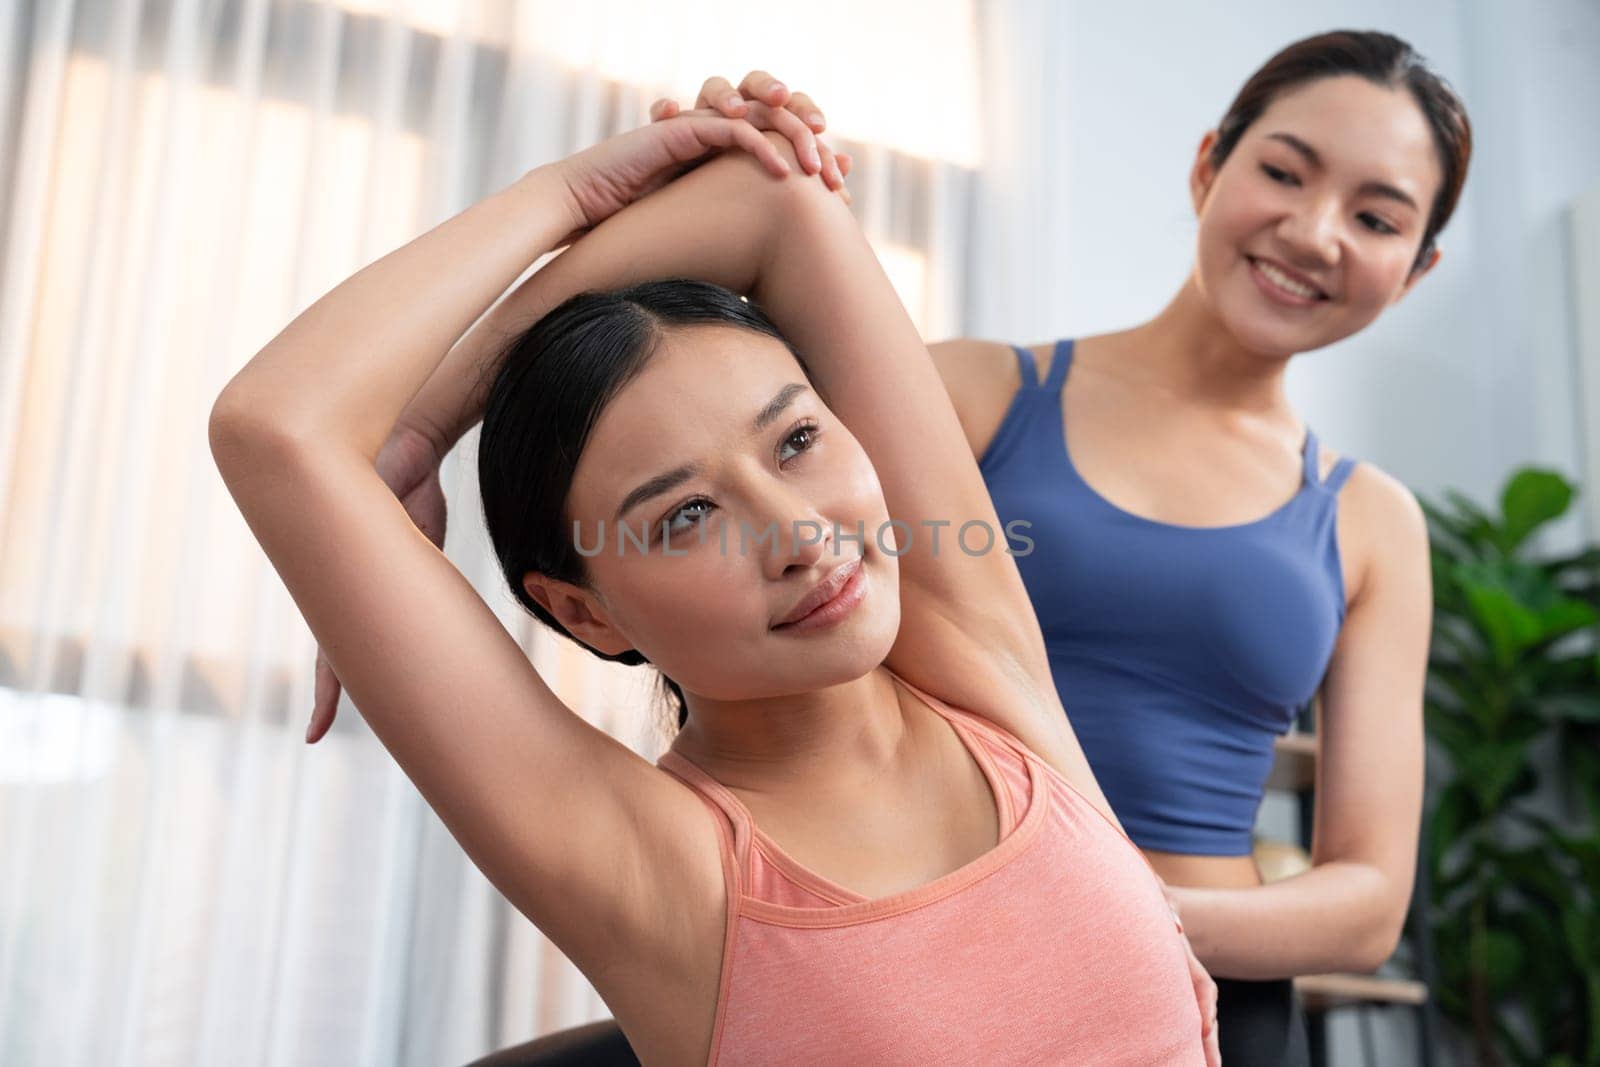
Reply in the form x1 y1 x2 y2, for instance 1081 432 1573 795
657 749 752 878
1323 456 1358 493
1008 339 1074 393
1301 426 1359 494
1041 337 1074 394
1300 427 1321 488
881 667 1034 825
1008 344 1040 389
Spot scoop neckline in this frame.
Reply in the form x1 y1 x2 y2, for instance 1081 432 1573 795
662 670 1048 925
1049 341 1320 533
1062 433 1316 533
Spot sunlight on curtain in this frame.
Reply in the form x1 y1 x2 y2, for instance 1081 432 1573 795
329 0 982 166
0 1 979 1063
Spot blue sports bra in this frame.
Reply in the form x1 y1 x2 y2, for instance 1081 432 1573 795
978 339 1354 856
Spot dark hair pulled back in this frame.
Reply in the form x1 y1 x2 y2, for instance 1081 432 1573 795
478 279 806 736
1208 30 1472 272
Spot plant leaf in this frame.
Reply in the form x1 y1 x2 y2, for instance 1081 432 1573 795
1545 691 1600 724
1457 736 1535 811
1483 926 1527 993
1500 468 1574 551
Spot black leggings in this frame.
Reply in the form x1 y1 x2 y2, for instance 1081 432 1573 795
1215 977 1312 1066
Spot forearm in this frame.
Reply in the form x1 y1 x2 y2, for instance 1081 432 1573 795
400 150 799 454
1172 860 1410 979
214 165 582 460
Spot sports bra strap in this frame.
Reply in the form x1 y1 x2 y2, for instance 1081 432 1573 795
1324 457 1357 493
1009 339 1075 392
1009 345 1039 389
1301 427 1359 493
1300 428 1320 487
1042 338 1073 393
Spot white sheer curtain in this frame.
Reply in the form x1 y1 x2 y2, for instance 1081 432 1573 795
0 1 979 1062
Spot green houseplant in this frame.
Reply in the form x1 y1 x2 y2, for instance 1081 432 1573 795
1422 468 1600 1066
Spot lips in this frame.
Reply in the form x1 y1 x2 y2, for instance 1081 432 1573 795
1247 255 1331 301
773 556 863 628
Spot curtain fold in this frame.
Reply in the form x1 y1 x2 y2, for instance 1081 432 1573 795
0 1 979 1063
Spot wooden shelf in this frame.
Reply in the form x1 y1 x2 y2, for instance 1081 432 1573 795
1252 838 1311 883
1295 973 1429 1012
1265 732 1318 792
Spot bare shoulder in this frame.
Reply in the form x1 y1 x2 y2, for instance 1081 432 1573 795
926 337 1027 460
1327 453 1429 604
1343 457 1422 511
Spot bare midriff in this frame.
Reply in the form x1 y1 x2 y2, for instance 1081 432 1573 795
1143 849 1265 889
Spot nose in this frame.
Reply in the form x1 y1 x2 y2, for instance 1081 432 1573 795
1276 196 1342 270
749 485 833 581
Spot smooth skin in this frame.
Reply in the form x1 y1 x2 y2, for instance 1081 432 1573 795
659 70 1437 981
213 106 1218 1063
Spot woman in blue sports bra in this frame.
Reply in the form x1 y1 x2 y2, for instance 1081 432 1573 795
669 29 1472 1067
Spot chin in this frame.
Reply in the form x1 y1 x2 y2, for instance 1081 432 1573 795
1216 292 1345 359
807 593 902 676
682 595 902 701
1221 314 1314 360
786 586 902 692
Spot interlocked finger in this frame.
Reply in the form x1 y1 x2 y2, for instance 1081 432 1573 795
741 99 823 175
736 70 789 107
695 75 745 116
786 90 825 132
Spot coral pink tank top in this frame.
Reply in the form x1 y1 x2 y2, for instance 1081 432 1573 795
655 669 1208 1065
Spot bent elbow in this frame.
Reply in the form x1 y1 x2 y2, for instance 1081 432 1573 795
1353 932 1400 974
1349 906 1409 973
208 388 313 480
208 391 258 473
209 389 279 469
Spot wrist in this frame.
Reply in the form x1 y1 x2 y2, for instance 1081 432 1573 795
521 161 589 242
394 410 450 466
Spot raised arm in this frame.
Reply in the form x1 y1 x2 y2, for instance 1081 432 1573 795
406 125 1117 821
207 118 807 1059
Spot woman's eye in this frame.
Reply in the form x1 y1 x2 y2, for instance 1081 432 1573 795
1358 212 1398 236
662 498 713 538
1261 163 1299 186
778 421 820 465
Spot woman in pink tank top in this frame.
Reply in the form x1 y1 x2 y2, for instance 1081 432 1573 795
217 96 1218 1063
659 670 1208 1064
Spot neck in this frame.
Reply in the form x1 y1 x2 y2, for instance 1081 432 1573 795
669 667 908 796
1118 275 1296 416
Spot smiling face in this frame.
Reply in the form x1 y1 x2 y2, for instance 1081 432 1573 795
1189 74 1446 357
531 324 901 702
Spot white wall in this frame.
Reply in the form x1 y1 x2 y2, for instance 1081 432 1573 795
969 3 1600 1064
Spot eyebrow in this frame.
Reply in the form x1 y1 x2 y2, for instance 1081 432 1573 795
1264 132 1420 211
614 383 812 520
752 382 809 432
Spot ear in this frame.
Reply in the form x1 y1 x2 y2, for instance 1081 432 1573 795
522 572 635 657
1393 245 1442 304
1189 130 1222 215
